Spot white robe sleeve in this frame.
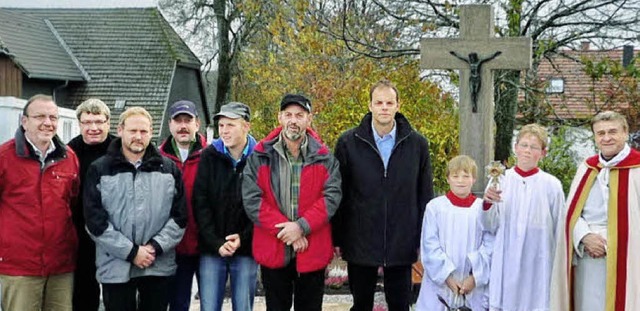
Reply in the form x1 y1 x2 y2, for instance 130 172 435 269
550 178 566 250
480 177 502 233
467 229 494 286
572 217 591 257
421 202 456 285
480 201 500 234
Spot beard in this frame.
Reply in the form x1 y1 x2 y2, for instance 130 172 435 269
284 127 303 141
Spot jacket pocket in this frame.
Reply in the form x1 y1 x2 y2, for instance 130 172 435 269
298 226 333 272
49 170 78 211
252 226 285 269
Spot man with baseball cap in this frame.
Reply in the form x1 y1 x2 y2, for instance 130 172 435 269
242 94 342 311
193 102 258 311
159 100 207 311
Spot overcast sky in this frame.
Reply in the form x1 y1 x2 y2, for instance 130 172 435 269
0 0 156 8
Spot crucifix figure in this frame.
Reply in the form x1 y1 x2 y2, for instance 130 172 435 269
420 5 532 194
449 51 502 113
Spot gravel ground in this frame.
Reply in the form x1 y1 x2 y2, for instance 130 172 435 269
194 292 391 311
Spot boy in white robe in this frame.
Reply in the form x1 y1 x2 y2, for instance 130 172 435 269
417 155 493 311
482 124 565 311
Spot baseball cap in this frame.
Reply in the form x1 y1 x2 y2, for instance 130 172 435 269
280 94 311 112
214 102 251 121
169 100 198 119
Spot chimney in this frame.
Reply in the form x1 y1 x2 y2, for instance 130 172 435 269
580 41 590 51
623 45 634 68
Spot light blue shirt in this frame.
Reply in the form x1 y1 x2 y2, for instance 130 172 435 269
223 141 250 167
372 120 396 169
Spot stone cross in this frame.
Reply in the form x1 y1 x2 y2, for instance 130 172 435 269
420 4 532 194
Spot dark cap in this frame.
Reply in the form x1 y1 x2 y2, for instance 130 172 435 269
214 102 251 121
280 94 311 112
169 100 198 119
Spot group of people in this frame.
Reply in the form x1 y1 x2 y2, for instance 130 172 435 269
417 112 640 311
0 78 637 311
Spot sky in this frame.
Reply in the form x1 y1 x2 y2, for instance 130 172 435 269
0 0 156 8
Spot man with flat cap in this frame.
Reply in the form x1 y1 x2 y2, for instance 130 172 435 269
194 102 259 311
242 94 342 311
158 100 207 311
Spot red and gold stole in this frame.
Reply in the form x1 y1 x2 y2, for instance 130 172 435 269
564 152 640 311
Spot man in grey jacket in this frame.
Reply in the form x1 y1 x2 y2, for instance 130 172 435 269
83 107 187 311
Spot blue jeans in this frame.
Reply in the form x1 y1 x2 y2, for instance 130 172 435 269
199 254 258 311
169 254 200 311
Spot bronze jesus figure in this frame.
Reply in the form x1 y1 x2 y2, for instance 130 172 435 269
449 51 502 113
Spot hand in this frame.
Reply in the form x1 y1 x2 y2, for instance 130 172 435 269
445 275 462 294
133 245 156 269
292 237 309 253
581 233 607 258
225 234 241 251
275 222 304 245
483 186 502 203
218 244 234 257
460 275 476 295
334 247 342 258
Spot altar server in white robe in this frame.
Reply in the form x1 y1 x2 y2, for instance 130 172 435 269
482 123 565 311
417 155 493 311
551 111 640 311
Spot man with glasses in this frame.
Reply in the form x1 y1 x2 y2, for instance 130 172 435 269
0 94 80 311
67 98 115 311
482 123 565 311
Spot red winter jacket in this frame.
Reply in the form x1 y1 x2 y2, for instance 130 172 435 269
0 130 79 276
159 134 206 255
242 127 342 272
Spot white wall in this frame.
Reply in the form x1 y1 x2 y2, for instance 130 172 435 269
0 96 79 145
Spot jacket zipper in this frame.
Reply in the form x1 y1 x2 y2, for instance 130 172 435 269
354 131 411 266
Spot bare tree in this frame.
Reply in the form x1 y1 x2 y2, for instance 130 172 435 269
316 0 640 161
159 0 272 121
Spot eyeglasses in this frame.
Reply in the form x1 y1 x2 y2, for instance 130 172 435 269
80 120 108 126
27 114 58 122
517 143 542 152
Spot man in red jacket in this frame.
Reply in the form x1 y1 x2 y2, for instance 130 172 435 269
0 94 80 311
242 94 342 311
158 100 207 311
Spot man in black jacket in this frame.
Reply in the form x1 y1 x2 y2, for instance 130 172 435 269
333 79 434 311
67 98 115 311
192 102 259 310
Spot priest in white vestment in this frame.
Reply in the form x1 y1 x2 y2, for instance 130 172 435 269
417 155 493 311
482 124 565 311
551 111 640 311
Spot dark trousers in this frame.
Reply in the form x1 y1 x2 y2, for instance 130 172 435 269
73 239 100 311
347 262 412 311
102 276 171 311
261 259 325 311
169 254 200 311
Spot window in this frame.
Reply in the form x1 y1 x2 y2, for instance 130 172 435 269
63 120 72 140
546 78 564 94
115 99 126 110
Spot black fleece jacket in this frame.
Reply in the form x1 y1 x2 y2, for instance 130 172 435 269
332 112 434 266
